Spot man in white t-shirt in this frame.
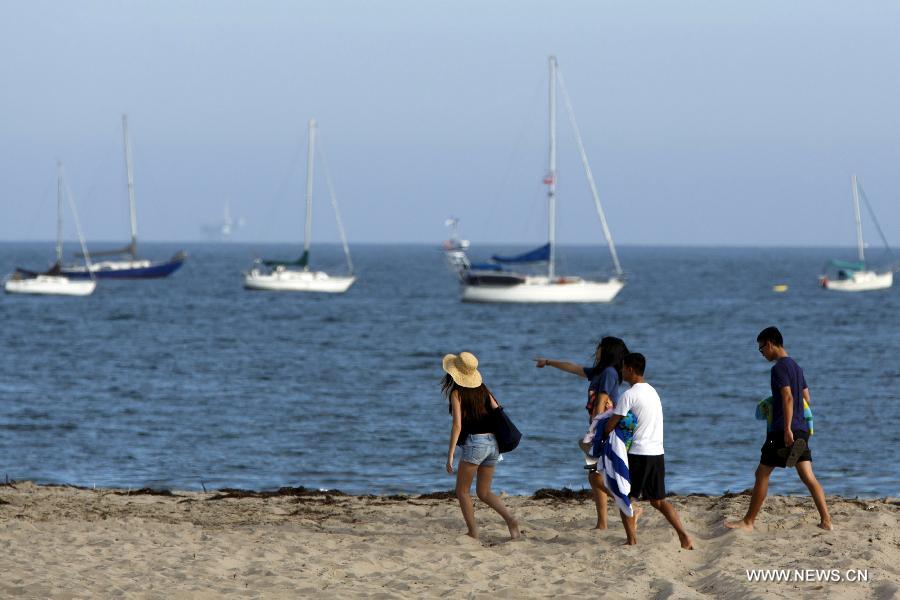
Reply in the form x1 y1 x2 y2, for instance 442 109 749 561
603 353 693 549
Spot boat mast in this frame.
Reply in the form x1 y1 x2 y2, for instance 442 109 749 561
122 114 138 258
56 161 64 264
548 56 558 281
852 174 865 263
304 119 316 270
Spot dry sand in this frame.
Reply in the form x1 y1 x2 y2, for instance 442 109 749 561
1 482 897 599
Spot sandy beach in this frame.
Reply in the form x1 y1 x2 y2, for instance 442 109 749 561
0 482 897 599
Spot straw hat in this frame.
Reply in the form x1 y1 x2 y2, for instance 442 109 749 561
442 352 483 388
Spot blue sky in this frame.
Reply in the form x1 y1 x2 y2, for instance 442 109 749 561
1 1 899 247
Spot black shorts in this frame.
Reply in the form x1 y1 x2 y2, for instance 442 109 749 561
627 454 666 501
760 429 812 468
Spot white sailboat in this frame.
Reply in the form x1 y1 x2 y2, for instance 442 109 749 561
244 119 356 293
4 163 97 296
819 175 893 292
454 56 624 303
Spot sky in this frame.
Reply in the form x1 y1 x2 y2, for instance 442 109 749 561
1 1 899 248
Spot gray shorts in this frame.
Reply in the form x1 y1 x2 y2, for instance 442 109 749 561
460 433 500 467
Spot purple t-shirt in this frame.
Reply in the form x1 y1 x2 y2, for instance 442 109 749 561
770 356 809 432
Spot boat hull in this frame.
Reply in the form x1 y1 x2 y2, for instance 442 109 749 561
461 276 624 303
60 252 186 279
820 270 893 292
244 269 355 293
4 275 96 296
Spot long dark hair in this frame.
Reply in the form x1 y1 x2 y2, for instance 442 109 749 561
593 336 629 379
442 374 491 422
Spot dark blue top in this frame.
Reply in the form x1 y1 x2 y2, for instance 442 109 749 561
770 356 809 432
583 365 621 415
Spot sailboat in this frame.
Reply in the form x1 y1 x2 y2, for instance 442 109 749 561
60 114 186 279
4 163 97 296
451 56 624 303
819 175 893 292
244 119 355 293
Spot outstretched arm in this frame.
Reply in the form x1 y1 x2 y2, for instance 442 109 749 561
534 358 587 378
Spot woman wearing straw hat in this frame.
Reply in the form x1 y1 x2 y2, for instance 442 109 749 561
443 351 520 540
534 336 630 530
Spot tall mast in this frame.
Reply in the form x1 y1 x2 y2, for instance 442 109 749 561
122 114 138 258
304 118 317 267
852 174 865 263
547 56 558 280
56 161 64 264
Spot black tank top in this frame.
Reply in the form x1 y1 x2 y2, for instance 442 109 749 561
460 395 497 438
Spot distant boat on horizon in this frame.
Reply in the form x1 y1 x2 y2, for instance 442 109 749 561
201 200 246 241
60 114 186 280
819 175 893 292
244 118 355 293
446 56 625 303
5 162 97 296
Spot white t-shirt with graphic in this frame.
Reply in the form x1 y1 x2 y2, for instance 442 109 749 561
613 382 664 455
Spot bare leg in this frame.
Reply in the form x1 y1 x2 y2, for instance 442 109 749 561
619 506 637 545
475 465 520 539
649 499 694 549
795 461 832 530
588 470 608 529
455 461 479 538
725 463 774 532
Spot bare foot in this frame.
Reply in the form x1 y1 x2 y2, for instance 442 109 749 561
724 519 754 532
507 519 521 540
633 506 644 523
818 520 833 531
466 531 479 540
593 522 608 530
678 532 694 549
622 538 637 545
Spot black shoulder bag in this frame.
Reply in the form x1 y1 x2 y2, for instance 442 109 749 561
494 400 522 453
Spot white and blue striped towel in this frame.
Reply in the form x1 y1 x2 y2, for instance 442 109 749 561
583 410 633 517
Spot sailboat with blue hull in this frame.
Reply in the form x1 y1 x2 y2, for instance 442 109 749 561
60 115 186 280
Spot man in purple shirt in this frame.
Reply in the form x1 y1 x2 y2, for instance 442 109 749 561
726 327 833 532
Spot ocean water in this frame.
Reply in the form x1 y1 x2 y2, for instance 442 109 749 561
0 242 897 498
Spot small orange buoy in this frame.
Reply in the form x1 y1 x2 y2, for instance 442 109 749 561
772 284 788 293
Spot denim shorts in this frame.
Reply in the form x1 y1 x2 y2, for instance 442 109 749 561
461 433 500 467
